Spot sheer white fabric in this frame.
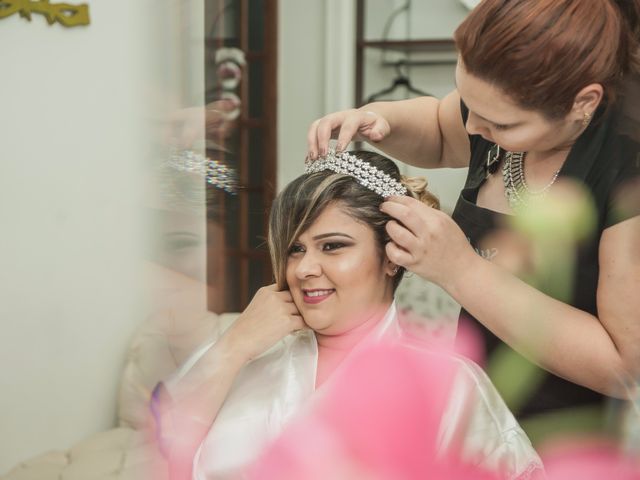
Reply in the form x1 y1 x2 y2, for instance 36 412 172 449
164 304 543 479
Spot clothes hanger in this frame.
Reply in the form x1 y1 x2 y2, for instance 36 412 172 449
366 61 432 103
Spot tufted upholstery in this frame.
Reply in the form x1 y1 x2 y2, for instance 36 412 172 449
2 307 239 480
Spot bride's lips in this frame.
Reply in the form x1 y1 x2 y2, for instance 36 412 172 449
302 288 335 304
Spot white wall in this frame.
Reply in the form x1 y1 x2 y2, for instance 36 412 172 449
0 1 204 472
277 0 329 189
276 1 358 189
278 0 470 212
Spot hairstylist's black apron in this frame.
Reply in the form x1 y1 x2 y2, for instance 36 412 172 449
452 100 640 424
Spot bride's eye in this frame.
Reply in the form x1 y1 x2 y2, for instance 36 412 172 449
322 242 345 251
288 243 305 255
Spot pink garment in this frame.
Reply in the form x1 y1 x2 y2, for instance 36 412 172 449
315 308 392 388
250 340 502 480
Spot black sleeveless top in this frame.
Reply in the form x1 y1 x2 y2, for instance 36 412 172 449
452 101 640 420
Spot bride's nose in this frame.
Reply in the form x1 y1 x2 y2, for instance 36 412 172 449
294 251 322 279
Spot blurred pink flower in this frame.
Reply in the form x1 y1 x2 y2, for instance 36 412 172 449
542 439 640 480
249 341 499 480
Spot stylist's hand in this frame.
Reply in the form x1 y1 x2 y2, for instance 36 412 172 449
224 284 305 363
307 108 390 160
381 196 478 290
166 99 239 148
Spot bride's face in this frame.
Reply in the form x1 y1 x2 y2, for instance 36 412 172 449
285 202 395 334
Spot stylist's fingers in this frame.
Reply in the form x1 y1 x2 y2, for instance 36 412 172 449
385 241 414 267
356 110 390 144
318 111 359 156
307 119 323 160
307 108 389 159
333 109 377 151
384 194 424 208
386 220 419 252
308 111 351 159
180 121 202 149
167 106 205 149
336 110 390 152
334 113 365 153
380 199 429 237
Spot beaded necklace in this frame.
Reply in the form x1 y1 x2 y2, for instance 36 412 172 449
502 151 560 210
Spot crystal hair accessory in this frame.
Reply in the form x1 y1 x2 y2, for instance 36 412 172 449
304 151 407 198
167 147 238 194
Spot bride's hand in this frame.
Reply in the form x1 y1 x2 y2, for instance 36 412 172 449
307 109 391 160
224 284 305 363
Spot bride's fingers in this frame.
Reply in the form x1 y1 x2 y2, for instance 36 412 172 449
290 314 307 332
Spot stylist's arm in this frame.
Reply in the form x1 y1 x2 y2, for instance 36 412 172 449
381 195 640 398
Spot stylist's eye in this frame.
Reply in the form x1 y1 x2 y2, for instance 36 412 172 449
322 242 345 252
493 123 510 131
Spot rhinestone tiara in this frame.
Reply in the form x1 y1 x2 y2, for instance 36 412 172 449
304 150 407 198
167 147 238 194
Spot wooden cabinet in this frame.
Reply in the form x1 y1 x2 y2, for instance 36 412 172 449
205 0 277 312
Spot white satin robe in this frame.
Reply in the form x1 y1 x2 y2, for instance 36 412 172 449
163 304 544 479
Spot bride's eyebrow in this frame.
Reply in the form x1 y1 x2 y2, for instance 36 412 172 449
311 232 355 241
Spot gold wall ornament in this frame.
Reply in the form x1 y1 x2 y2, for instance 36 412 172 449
0 0 90 28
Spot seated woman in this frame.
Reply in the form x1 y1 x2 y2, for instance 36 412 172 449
152 150 543 480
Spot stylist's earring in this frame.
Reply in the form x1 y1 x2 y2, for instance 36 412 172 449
392 265 400 275
582 111 592 127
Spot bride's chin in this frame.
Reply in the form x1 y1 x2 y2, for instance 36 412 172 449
303 316 330 332
299 316 312 329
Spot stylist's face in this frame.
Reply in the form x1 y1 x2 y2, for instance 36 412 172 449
455 62 582 153
285 202 395 334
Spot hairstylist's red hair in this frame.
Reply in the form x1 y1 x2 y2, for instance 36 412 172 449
454 0 640 118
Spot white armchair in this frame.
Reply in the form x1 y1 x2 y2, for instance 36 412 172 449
3 307 238 480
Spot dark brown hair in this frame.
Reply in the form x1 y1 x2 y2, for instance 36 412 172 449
454 0 640 118
268 151 438 292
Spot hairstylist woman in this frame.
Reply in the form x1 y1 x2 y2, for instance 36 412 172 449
307 0 640 439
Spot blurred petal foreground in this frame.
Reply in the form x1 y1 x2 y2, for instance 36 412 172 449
248 323 640 480
249 340 501 480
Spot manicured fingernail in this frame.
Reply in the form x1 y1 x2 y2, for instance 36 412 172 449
336 143 344 152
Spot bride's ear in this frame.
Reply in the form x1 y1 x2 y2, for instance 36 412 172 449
384 258 400 277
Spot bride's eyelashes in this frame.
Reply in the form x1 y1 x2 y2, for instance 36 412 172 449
288 243 305 255
321 241 349 252
288 241 353 256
